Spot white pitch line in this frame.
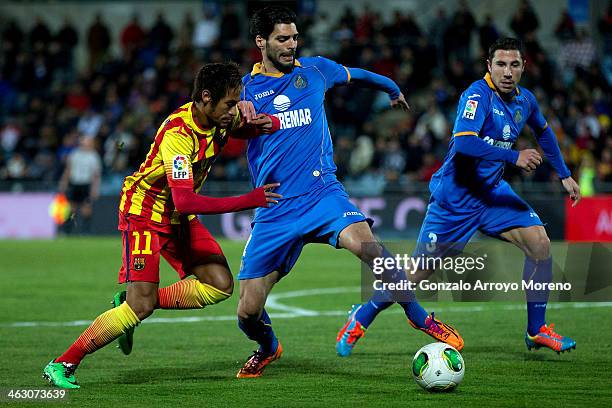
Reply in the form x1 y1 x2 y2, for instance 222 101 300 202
265 286 360 316
2 287 612 328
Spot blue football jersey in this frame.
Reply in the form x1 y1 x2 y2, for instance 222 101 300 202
241 57 350 219
430 73 548 209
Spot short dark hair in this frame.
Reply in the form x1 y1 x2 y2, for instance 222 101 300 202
191 62 242 105
488 37 525 61
249 6 297 40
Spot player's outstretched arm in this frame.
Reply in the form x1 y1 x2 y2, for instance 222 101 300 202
525 91 580 205
454 135 520 164
528 127 580 206
171 183 282 215
532 125 580 205
158 129 281 214
455 136 545 172
347 68 410 111
533 126 572 177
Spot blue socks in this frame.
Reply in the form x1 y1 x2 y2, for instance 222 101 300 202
355 301 429 329
354 300 392 328
398 301 429 328
357 246 430 329
238 308 279 355
523 256 552 336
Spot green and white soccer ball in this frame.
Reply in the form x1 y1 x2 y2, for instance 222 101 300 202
412 342 465 391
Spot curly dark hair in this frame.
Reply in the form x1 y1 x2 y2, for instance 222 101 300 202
488 37 525 61
191 62 242 105
249 5 297 40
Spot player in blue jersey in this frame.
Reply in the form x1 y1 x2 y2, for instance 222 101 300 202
234 6 464 378
337 38 580 356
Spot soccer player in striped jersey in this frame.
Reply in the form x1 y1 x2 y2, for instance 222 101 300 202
43 62 281 389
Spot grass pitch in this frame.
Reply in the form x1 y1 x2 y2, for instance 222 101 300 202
1 238 611 407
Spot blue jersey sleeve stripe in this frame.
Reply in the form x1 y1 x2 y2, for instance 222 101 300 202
453 131 479 137
344 66 351 83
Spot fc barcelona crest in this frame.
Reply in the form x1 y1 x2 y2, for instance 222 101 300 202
294 74 308 89
134 257 146 271
513 109 522 124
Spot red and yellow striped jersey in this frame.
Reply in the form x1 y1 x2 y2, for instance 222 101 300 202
118 102 241 232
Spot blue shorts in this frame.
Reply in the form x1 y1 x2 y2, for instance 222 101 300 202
238 182 368 280
414 181 544 257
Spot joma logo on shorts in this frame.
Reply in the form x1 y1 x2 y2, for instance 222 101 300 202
343 211 363 217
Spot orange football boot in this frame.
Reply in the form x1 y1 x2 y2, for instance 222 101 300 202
409 312 464 351
237 342 283 378
525 323 576 354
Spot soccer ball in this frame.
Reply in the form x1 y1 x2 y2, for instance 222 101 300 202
412 342 465 391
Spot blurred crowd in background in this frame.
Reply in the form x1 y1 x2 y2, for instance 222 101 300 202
0 0 610 197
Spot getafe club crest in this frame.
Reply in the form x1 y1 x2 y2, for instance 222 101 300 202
513 108 522 124
134 257 146 271
294 74 308 89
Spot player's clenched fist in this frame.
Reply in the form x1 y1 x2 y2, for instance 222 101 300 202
515 149 542 172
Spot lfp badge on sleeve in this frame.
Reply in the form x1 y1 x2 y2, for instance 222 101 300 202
172 155 189 180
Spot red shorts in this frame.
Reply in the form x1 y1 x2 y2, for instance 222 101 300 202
118 213 224 283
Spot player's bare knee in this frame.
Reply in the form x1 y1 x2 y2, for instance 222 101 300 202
201 267 234 295
192 259 234 295
237 290 265 322
127 298 156 320
339 222 376 259
126 282 157 320
237 303 261 322
525 231 551 260
339 235 360 255
216 275 234 296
